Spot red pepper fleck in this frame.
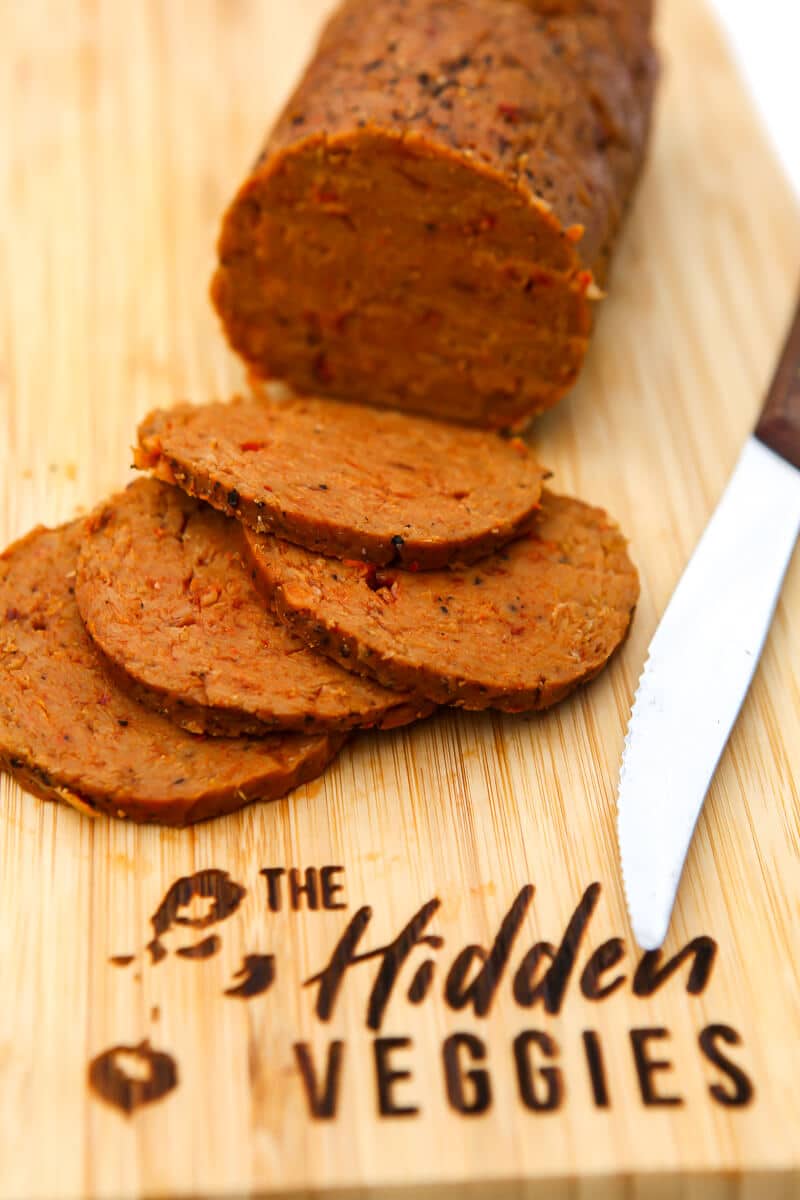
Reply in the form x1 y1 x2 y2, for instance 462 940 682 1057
408 561 421 573
497 102 522 123
356 564 398 593
467 212 497 235
313 352 334 385
422 308 444 330
240 440 268 452
577 269 594 294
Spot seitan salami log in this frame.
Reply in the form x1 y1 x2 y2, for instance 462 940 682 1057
212 0 657 427
0 522 344 825
243 491 639 711
76 479 433 735
135 393 547 567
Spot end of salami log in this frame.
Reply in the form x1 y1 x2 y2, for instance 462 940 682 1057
212 128 593 427
210 0 656 429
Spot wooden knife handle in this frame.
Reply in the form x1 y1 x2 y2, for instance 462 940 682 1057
755 290 800 470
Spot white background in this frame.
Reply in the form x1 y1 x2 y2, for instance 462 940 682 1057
707 0 800 196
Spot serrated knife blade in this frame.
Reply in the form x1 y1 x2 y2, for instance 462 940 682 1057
617 294 800 950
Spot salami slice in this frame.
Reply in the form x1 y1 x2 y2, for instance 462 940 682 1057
135 393 547 568
244 491 640 711
0 522 344 825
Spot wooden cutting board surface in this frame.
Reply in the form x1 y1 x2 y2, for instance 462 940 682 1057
2 2 799 1197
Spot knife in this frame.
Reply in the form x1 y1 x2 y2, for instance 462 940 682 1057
618 291 800 951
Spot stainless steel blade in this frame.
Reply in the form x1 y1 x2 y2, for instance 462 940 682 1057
618 436 800 950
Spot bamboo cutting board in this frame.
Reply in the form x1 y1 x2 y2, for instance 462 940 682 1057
2 2 800 1197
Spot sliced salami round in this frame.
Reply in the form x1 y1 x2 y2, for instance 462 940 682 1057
244 491 640 712
135 393 547 568
0 521 344 825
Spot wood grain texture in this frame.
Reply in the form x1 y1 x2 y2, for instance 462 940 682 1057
1 2 799 1197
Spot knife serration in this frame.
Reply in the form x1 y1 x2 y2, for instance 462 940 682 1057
618 436 800 950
